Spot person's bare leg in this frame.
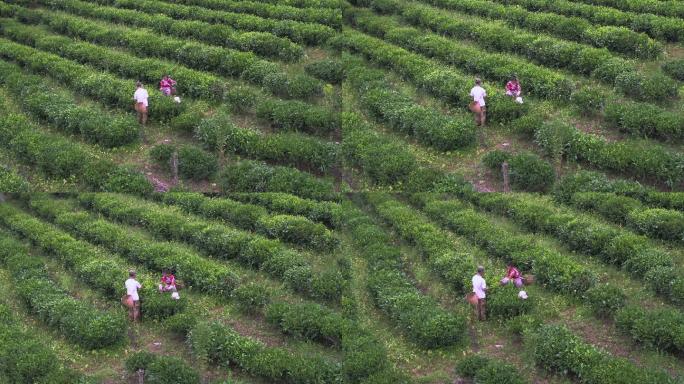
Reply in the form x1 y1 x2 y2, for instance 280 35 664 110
142 111 148 126
481 109 486 126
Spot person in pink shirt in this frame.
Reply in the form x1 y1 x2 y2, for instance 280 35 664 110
159 75 177 96
500 263 523 288
505 76 521 98
158 269 177 293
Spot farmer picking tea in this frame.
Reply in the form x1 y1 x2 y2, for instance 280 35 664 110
472 266 487 321
505 76 521 98
133 81 149 126
469 78 487 126
500 263 523 288
159 75 177 96
124 270 142 322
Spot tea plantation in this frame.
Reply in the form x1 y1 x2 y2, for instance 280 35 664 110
0 0 683 383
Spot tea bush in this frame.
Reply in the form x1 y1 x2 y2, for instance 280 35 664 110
509 152 556 192
0 233 127 349
218 160 336 200
125 351 200 384
189 321 341 383
335 199 467 348
96 0 336 45
0 60 138 147
455 354 526 384
234 283 272 313
27 195 240 297
150 144 218 181
8 0 303 61
663 59 684 81
78 193 339 301
305 59 346 84
586 284 626 318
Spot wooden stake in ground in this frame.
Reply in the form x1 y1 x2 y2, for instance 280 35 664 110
171 150 179 186
502 161 510 193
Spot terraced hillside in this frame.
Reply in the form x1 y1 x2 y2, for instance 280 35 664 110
0 191 683 383
0 0 681 193
0 0 683 383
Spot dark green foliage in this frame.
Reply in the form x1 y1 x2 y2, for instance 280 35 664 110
570 86 606 116
218 160 336 200
663 59 684 81
486 284 534 319
177 145 218 181
125 351 200 384
482 150 511 169
455 355 526 384
586 284 626 318
628 208 684 243
341 112 419 186
305 59 346 84
0 234 127 349
150 144 217 181
508 152 556 192
553 170 612 203
455 355 490 378
189 321 341 383
163 312 198 338
257 214 339 251
256 99 339 136
615 306 684 352
78 193 339 301
265 302 348 346
0 60 138 147
233 283 272 313
150 144 176 165
531 324 675 383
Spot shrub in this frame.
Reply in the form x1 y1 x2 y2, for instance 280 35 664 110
163 312 198 338
233 282 272 313
125 351 156 372
486 284 534 319
256 99 339 136
342 112 418 186
571 86 607 116
553 170 612 203
257 214 339 251
189 321 341 383
305 59 346 84
150 144 217 181
150 144 176 165
585 284 626 318
454 355 525 384
218 160 336 200
170 101 209 133
663 59 684 81
0 231 127 350
125 352 200 384
455 355 490 378
482 149 511 169
628 208 684 243
177 145 218 181
508 152 556 192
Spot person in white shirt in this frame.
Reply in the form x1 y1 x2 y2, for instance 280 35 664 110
133 81 149 126
125 270 142 322
469 78 487 127
472 265 487 321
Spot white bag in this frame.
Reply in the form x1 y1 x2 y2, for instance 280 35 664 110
515 96 523 104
